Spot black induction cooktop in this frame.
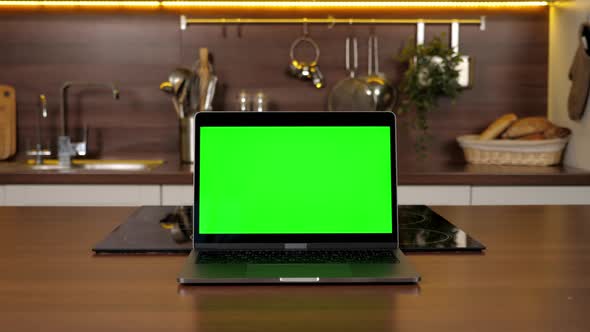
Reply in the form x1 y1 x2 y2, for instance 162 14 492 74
93 205 485 254
398 205 485 251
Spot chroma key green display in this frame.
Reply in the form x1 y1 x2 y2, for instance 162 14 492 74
198 126 393 234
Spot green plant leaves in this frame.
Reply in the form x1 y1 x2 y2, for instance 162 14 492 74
396 34 464 156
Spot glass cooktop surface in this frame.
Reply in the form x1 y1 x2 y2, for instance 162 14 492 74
93 205 485 253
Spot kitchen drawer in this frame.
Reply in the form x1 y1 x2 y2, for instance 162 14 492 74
471 186 590 205
161 185 193 206
398 185 471 206
4 185 160 206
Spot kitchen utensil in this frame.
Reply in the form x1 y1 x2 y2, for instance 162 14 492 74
168 68 192 95
189 48 217 112
0 85 16 160
451 21 473 88
361 33 396 112
203 75 218 112
188 73 200 114
198 48 211 111
161 68 198 162
177 78 191 118
171 97 183 119
161 68 194 118
161 76 188 118
159 81 174 94
180 116 195 163
328 35 372 112
287 34 325 89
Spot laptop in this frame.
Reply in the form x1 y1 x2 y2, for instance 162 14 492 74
177 111 420 284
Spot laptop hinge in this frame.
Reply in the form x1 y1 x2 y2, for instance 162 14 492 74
284 243 307 250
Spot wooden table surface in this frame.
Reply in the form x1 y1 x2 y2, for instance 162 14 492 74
0 205 589 332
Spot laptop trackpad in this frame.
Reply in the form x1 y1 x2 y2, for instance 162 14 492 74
246 264 352 278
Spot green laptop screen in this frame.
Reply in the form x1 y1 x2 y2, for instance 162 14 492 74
198 126 393 234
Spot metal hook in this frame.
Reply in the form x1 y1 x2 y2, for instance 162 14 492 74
327 15 336 29
416 21 425 46
451 20 460 54
302 19 309 36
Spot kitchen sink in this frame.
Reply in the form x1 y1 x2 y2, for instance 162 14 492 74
26 159 164 172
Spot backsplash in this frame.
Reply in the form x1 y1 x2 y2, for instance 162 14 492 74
0 9 548 165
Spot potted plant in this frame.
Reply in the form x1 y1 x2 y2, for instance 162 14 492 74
396 34 464 155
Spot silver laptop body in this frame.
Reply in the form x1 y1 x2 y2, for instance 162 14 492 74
178 111 420 284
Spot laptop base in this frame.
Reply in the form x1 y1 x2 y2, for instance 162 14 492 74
178 248 420 284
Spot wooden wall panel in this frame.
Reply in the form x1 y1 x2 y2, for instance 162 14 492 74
0 9 548 167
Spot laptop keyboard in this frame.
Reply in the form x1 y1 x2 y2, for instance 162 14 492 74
197 250 399 264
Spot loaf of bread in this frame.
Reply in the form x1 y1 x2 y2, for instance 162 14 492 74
515 133 545 140
501 117 553 139
479 113 518 140
543 126 572 139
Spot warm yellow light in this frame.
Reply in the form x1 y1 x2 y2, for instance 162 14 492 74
0 1 161 7
162 1 550 8
0 0 551 9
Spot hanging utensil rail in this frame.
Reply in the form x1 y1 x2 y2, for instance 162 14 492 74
180 15 486 30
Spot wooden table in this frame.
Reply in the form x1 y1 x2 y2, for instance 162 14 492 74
0 206 589 332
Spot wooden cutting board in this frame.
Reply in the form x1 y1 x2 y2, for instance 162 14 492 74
198 48 210 112
0 85 16 160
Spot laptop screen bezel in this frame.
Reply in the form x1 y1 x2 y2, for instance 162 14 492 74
193 112 398 250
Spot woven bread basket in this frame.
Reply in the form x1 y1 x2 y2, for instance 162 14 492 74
456 135 570 166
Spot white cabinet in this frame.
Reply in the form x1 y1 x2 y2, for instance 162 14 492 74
161 185 193 206
159 185 473 206
398 185 471 206
3 185 160 206
471 186 590 205
2 184 589 206
0 185 5 205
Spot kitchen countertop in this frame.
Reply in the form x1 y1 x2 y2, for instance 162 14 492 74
0 205 589 332
1 156 590 185
0 156 194 185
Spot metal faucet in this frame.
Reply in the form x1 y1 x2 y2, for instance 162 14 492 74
58 81 120 167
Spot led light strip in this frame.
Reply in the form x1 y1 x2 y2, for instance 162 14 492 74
163 1 550 8
0 1 550 9
0 1 161 6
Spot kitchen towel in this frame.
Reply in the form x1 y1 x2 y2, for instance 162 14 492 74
567 23 590 121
